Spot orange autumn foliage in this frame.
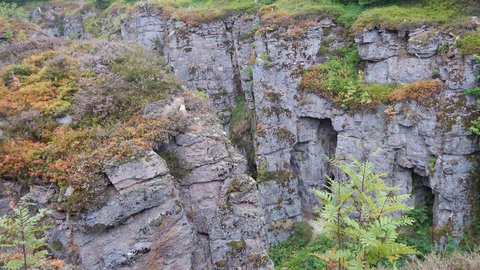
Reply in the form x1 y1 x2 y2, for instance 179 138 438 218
50 259 65 270
0 140 46 180
0 51 75 116
0 43 177 212
388 79 443 102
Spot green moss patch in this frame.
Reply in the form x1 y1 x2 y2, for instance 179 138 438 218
456 31 480 55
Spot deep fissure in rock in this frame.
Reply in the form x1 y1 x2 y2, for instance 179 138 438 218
225 20 258 177
412 171 434 207
291 118 338 215
411 171 435 221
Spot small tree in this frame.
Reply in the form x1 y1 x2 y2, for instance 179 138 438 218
314 159 417 269
0 201 51 270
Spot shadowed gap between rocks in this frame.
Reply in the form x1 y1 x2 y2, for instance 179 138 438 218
411 170 435 230
291 118 338 217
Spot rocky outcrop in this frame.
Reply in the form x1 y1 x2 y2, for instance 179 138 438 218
40 97 272 269
24 1 480 260
121 13 165 48
31 5 86 39
119 13 480 244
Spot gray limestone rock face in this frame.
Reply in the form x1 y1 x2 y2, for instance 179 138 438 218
120 14 165 48
152 16 478 244
30 5 85 39
22 4 480 262
407 29 439 58
165 19 240 123
54 155 195 270
62 15 85 39
104 151 169 193
157 105 272 269
364 56 438 84
40 97 272 270
355 29 402 61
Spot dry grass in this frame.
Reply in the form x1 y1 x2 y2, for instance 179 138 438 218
403 251 480 270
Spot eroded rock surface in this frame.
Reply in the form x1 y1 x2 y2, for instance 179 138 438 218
44 97 272 270
19 3 480 266
125 17 478 243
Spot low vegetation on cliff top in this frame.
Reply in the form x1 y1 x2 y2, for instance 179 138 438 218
6 0 477 31
82 0 477 30
0 40 190 212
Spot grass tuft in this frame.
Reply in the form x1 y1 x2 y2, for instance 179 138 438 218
456 30 480 55
352 0 465 32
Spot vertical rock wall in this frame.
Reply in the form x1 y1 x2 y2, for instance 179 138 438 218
45 98 272 270
119 11 479 243
28 3 480 260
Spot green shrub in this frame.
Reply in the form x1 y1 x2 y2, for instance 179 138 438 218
1 65 32 84
0 201 51 270
94 0 111 10
229 95 257 176
314 159 417 268
300 45 398 109
399 205 435 258
456 31 480 55
158 151 190 178
270 222 313 264
282 234 333 270
192 90 208 99
0 2 27 19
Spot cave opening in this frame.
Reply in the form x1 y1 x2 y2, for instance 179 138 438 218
411 171 435 226
291 117 338 215
412 172 434 209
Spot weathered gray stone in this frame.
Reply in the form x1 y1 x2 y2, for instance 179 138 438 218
105 151 169 193
22 6 480 264
25 186 54 205
356 29 401 61
121 14 165 48
407 29 439 58
365 56 438 84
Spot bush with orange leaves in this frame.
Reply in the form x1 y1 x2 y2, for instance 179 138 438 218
0 52 76 117
388 79 443 103
0 41 181 212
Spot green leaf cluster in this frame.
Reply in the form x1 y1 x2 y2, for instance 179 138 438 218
269 221 333 270
315 159 417 269
0 2 27 19
398 205 435 258
0 201 51 270
300 45 398 109
463 55 480 136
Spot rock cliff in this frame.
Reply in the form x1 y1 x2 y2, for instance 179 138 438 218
117 10 479 244
2 2 479 269
16 95 272 270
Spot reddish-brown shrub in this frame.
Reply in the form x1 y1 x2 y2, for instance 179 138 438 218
388 79 443 103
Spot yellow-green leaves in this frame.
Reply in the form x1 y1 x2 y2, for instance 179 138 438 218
315 159 417 269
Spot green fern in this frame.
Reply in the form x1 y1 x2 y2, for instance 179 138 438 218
314 159 417 269
0 201 51 270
